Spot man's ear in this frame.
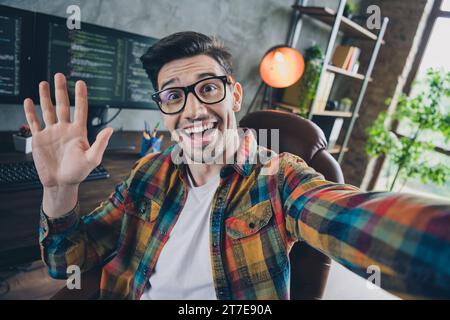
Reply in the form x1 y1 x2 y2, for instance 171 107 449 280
232 82 243 112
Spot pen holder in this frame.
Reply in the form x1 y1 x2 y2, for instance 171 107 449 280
13 134 33 154
139 136 155 157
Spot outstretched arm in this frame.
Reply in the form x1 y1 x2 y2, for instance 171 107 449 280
279 153 450 299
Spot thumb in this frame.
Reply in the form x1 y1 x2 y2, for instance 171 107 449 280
86 127 114 166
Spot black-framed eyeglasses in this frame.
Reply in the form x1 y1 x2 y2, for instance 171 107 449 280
151 75 233 115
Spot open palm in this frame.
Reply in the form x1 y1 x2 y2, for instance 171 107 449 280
23 73 113 188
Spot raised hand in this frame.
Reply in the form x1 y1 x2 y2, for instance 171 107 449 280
23 73 113 216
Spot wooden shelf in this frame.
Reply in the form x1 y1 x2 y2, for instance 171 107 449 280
286 5 388 164
293 6 384 43
274 103 303 114
326 64 370 81
276 103 357 118
313 110 353 117
274 103 352 155
329 144 349 154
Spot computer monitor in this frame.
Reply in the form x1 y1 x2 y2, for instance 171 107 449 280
31 12 159 143
0 5 34 104
33 12 159 110
0 5 159 144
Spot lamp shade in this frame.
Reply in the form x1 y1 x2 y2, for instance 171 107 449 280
259 46 305 88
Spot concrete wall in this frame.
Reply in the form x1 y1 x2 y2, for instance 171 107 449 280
0 0 337 132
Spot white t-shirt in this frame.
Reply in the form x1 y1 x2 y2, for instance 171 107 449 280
140 172 220 300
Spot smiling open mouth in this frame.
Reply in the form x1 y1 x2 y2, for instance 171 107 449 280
183 122 217 135
180 122 219 146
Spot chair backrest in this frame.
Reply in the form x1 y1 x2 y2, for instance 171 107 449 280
239 109 345 300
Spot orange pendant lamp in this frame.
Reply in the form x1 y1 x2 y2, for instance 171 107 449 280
259 46 305 88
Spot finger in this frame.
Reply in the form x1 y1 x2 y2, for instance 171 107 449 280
23 98 41 134
39 81 57 126
54 73 71 123
85 127 113 166
74 80 88 126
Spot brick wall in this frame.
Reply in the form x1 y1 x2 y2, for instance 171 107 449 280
340 0 431 187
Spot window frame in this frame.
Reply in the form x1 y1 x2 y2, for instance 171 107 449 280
368 0 450 190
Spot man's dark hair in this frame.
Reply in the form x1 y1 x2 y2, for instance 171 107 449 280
140 31 233 90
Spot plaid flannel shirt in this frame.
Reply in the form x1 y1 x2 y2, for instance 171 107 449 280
39 130 450 299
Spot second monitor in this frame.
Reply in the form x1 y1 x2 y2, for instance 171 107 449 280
33 12 159 110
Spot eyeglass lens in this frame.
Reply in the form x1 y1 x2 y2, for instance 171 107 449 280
157 77 226 114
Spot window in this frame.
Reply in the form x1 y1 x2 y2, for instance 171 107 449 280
374 1 449 201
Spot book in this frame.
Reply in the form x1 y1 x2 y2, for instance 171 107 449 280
332 46 353 69
328 117 344 150
311 116 344 151
311 71 335 112
332 46 361 72
343 47 355 70
346 47 361 71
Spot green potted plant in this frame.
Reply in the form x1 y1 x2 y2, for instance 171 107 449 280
295 45 324 117
339 97 352 112
365 68 450 191
343 0 358 19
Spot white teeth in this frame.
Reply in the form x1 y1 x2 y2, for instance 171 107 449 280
184 123 215 135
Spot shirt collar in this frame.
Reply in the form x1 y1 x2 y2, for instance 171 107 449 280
229 128 258 177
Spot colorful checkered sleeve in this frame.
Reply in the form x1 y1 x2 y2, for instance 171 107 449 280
280 153 450 299
39 154 156 279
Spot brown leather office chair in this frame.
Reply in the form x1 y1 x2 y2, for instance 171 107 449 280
52 109 343 300
239 110 344 300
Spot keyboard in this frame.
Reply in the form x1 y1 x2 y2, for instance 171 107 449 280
0 161 110 192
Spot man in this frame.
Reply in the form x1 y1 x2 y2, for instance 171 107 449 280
24 31 449 300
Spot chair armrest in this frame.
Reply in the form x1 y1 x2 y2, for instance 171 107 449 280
310 149 345 183
289 241 332 300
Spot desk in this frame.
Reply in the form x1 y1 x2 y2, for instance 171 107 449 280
0 131 172 269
